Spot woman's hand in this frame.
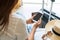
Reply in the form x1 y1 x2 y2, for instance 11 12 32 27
33 18 42 28
28 19 42 40
26 15 36 24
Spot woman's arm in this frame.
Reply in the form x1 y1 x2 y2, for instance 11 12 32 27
28 26 36 40
28 19 41 40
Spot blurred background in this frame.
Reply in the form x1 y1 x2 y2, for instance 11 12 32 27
19 0 60 19
18 0 60 40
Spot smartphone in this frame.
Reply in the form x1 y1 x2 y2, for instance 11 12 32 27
33 12 42 21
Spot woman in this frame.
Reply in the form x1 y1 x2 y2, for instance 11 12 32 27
0 0 41 40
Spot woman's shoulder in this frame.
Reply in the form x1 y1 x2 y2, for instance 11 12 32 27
11 12 25 19
9 12 26 27
6 13 27 40
10 12 26 22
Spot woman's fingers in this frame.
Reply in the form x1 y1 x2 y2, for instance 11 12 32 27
31 14 36 19
33 18 42 28
37 18 42 25
26 14 37 24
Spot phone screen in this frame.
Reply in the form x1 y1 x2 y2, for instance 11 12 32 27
33 12 42 21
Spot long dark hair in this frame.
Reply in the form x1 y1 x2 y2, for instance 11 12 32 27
0 0 18 31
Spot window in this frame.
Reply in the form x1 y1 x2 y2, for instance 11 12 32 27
46 0 60 17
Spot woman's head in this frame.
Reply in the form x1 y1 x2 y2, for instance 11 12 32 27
0 0 18 31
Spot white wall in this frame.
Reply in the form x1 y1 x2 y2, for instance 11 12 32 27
20 0 60 19
22 0 47 3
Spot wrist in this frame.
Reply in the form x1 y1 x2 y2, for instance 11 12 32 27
33 26 37 30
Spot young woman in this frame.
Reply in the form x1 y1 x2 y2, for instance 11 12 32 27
0 0 41 40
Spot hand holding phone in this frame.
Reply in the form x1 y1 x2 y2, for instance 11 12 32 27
33 12 42 21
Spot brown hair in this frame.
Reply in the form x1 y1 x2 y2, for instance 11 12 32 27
0 0 18 31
